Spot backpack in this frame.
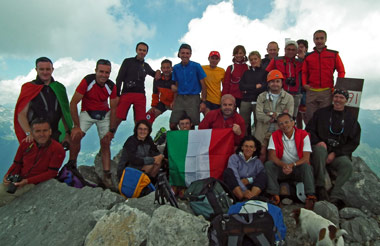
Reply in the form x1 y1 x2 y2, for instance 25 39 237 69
153 127 167 145
228 200 287 245
208 213 275 246
57 163 96 188
154 171 178 208
118 167 155 199
183 177 236 220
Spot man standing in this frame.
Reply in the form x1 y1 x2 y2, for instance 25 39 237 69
302 30 345 124
115 42 160 125
255 70 294 161
14 57 73 144
1 118 65 207
146 59 176 124
266 40 303 120
199 94 245 146
306 89 360 209
261 41 280 69
265 113 316 209
202 51 225 115
69 59 117 188
169 44 207 130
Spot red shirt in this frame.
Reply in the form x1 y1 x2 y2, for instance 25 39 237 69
6 140 65 184
222 63 249 100
76 74 117 112
199 109 245 146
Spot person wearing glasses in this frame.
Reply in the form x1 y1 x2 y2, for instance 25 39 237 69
306 89 361 209
69 59 117 188
265 113 316 209
117 120 163 180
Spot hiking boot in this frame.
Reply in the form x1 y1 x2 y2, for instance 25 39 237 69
102 170 113 189
305 195 317 210
316 186 329 201
270 195 280 206
330 198 345 210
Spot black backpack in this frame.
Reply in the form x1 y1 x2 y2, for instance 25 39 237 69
154 172 178 208
208 212 276 246
184 177 236 220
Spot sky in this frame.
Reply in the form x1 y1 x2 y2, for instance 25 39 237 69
1 0 380 110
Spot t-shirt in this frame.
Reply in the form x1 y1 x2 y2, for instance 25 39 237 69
202 65 225 104
75 74 117 112
268 131 312 164
172 61 206 95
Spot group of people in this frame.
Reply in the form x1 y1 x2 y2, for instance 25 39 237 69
0 29 360 212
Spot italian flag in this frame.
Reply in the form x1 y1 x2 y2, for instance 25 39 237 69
167 128 234 187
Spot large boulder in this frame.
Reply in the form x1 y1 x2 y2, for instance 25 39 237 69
0 179 124 246
342 157 380 214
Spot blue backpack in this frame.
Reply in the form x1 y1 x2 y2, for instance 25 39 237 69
118 167 156 199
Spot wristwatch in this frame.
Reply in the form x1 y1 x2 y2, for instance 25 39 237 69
25 131 31 136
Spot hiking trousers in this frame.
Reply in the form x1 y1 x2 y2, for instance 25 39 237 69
0 183 35 207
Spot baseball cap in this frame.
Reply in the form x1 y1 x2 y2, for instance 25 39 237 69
208 51 221 59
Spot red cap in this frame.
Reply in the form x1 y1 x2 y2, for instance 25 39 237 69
208 51 221 59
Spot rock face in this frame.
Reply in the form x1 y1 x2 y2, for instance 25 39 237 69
0 179 124 246
1 156 380 245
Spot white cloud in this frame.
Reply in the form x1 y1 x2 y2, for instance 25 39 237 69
0 0 155 60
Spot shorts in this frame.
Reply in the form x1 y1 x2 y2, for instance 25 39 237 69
116 93 146 121
205 100 220 111
170 94 200 125
154 101 170 113
79 111 110 139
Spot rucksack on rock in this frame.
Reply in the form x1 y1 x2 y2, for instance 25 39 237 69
57 162 96 188
184 177 236 220
118 167 155 199
208 213 275 246
228 200 287 245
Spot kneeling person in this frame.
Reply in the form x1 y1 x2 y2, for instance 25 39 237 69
117 120 163 180
0 118 65 207
223 136 267 201
265 113 316 209
69 59 117 188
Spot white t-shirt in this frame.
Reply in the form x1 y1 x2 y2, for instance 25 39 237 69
268 130 312 164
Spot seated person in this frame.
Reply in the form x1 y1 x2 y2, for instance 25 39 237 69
306 89 361 209
264 113 316 209
223 135 267 201
0 118 65 207
117 120 163 180
199 94 245 146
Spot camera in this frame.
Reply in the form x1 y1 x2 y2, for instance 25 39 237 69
327 138 340 148
285 77 296 87
126 80 136 89
6 174 22 194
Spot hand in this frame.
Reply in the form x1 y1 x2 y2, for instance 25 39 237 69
3 176 10 185
303 84 311 91
232 124 242 136
169 102 174 110
241 178 249 186
199 102 206 113
326 152 336 164
153 154 164 164
22 135 34 143
171 84 178 92
71 127 84 141
15 179 28 188
256 84 262 89
243 190 255 199
282 164 293 175
316 141 327 149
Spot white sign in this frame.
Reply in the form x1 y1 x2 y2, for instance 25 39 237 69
346 90 361 108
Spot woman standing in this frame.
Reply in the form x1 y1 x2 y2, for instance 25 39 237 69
222 45 249 109
239 51 268 135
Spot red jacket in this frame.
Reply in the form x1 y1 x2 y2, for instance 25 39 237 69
271 127 309 161
222 63 249 99
266 56 303 94
302 47 345 89
199 109 245 146
5 140 65 184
